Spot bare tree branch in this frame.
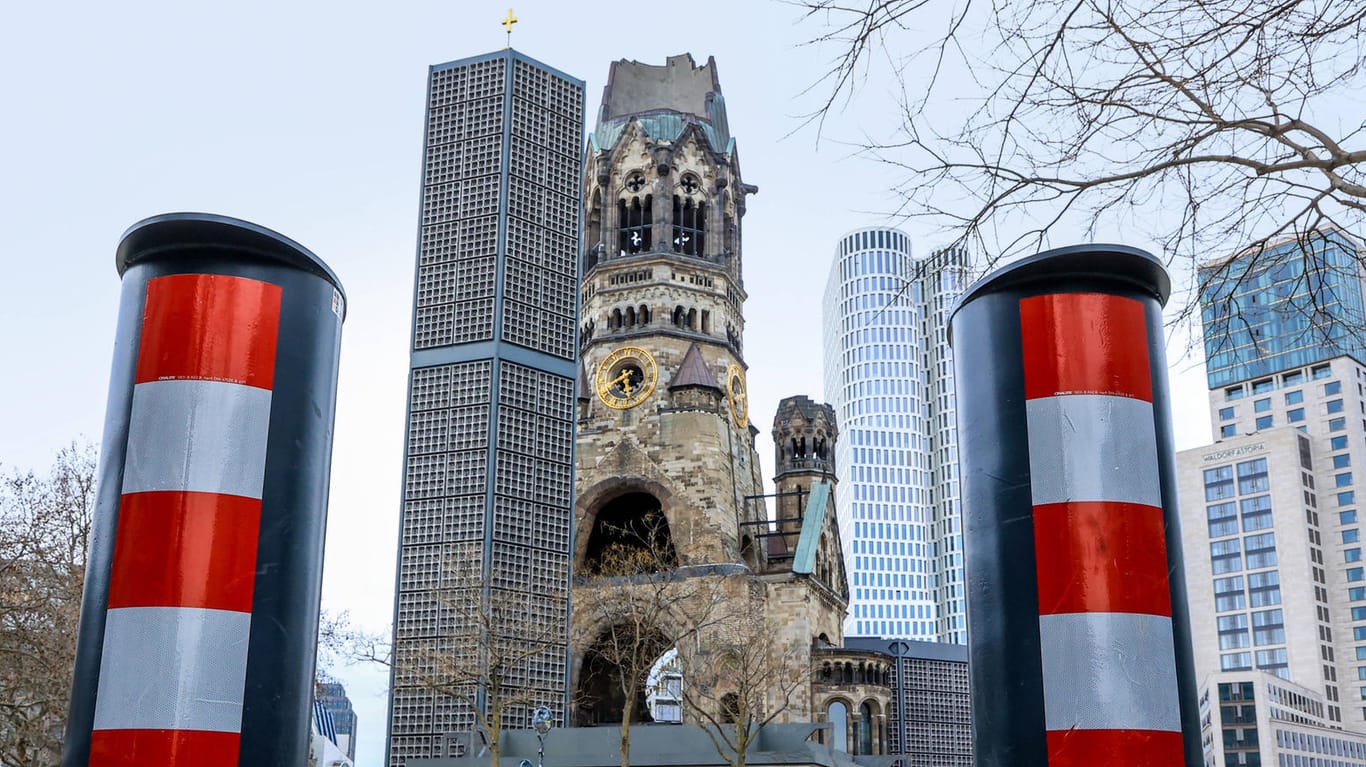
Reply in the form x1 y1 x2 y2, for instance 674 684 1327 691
0 443 97 767
796 0 1366 338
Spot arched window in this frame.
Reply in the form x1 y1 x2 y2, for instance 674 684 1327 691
638 305 651 325
582 492 677 574
626 306 637 327
672 194 705 256
587 188 603 254
673 306 686 327
576 627 670 726
619 184 652 254
858 703 873 755
686 308 697 330
827 701 849 753
611 308 623 330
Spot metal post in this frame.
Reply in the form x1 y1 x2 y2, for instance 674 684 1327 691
63 213 346 766
948 245 1200 765
533 705 554 767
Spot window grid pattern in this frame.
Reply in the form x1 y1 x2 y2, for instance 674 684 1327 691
393 51 583 767
1202 231 1366 388
822 227 971 643
888 656 971 767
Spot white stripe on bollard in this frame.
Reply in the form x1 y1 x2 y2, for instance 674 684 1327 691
121 379 273 497
93 606 252 732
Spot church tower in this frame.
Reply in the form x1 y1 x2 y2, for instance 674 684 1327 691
570 56 887 745
573 54 762 583
570 53 767 723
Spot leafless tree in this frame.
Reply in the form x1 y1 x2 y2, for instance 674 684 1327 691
0 443 97 767
573 538 733 767
676 606 806 767
795 0 1366 323
351 552 566 765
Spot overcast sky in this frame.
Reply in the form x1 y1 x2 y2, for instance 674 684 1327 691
0 2 1214 764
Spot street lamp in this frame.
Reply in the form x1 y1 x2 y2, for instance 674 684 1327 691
532 706 554 767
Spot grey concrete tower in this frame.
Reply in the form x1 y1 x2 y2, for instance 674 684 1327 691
386 49 584 766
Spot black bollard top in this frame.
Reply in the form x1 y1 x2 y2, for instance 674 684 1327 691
947 244 1169 346
115 212 347 315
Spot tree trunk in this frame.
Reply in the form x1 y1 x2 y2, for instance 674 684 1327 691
618 695 635 767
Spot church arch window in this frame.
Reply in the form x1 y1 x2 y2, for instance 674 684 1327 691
611 308 623 330
858 702 874 754
626 306 637 326
700 309 710 333
686 308 697 330
638 305 651 325
619 173 652 254
587 188 603 255
672 187 705 256
582 491 677 574
720 693 740 724
673 305 686 328
827 700 849 753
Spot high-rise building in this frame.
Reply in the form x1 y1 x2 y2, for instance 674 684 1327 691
386 49 584 767
316 681 358 761
1178 229 1366 765
1202 229 1365 391
821 228 971 641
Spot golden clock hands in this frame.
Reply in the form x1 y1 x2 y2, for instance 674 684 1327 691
608 368 635 395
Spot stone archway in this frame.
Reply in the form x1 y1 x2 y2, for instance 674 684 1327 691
573 624 672 726
580 491 677 574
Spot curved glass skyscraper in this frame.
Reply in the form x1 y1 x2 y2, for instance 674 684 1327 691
822 227 971 642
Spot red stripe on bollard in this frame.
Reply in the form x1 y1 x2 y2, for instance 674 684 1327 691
91 728 241 767
1046 729 1185 767
1032 501 1172 617
1020 293 1152 401
108 491 261 612
135 274 282 388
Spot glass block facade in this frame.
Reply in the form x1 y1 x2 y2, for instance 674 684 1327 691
387 49 584 767
1202 230 1366 389
843 637 971 767
821 227 971 642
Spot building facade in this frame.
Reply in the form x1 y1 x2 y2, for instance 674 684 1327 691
316 681 358 762
1202 229 1366 390
386 48 585 766
839 637 971 767
1197 671 1366 767
821 229 971 641
1180 230 1366 763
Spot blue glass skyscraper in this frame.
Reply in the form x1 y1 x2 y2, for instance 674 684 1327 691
821 227 971 641
1202 229 1366 389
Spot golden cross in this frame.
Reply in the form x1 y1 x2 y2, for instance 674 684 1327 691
501 8 518 45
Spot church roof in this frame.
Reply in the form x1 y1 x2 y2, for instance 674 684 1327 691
590 53 733 155
791 480 832 576
669 343 719 390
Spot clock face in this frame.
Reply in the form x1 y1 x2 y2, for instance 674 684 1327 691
596 346 659 410
726 364 748 428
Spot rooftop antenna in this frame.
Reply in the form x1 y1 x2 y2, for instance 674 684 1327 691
501 8 518 48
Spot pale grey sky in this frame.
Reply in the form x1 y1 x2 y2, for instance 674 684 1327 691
0 2 1213 764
